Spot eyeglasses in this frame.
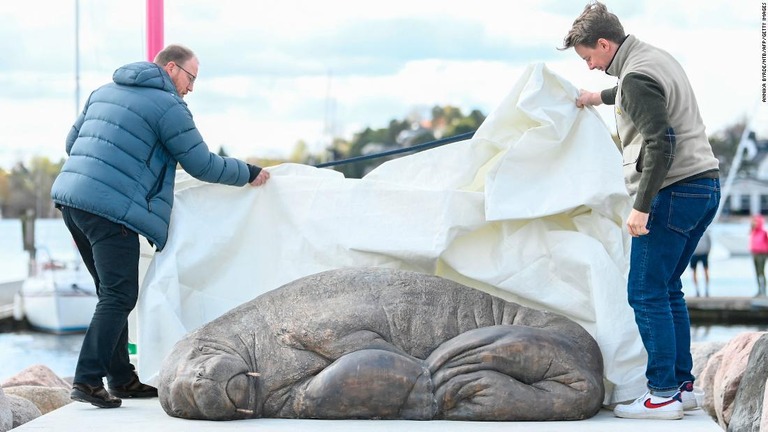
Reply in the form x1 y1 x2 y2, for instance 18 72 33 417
175 63 196 85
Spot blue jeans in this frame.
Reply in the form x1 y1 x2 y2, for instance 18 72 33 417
61 206 139 387
627 178 720 395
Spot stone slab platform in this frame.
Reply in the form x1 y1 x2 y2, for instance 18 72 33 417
13 398 722 432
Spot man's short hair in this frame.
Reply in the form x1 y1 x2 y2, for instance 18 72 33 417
560 1 625 50
153 44 196 67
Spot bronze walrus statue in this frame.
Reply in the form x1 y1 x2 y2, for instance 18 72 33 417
158 267 604 421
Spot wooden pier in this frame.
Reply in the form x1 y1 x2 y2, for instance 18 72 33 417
687 296 768 325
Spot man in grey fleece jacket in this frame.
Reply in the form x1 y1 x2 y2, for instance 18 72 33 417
561 1 720 421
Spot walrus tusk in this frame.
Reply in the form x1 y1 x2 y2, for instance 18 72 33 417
237 409 254 415
247 372 261 377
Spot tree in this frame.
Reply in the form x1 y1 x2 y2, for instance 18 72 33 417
1 105 489 205
340 127 390 178
1 158 63 218
329 106 485 179
289 141 310 163
3 163 36 218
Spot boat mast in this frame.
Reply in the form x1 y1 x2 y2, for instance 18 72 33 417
146 0 164 62
74 0 80 116
714 126 755 222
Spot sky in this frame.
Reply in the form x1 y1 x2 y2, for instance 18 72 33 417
0 0 764 170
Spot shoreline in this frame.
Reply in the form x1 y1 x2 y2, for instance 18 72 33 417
3 295 766 333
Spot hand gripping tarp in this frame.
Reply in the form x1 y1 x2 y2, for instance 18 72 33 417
136 63 647 405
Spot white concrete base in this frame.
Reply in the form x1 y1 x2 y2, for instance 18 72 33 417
14 398 723 432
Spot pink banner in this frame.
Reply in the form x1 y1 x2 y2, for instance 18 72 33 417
146 0 164 62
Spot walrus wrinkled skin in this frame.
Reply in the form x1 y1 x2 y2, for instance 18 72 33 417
158 268 604 421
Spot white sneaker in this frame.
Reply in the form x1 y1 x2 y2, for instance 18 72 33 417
678 381 700 411
613 391 684 420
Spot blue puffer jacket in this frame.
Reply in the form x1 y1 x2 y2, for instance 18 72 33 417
51 61 251 250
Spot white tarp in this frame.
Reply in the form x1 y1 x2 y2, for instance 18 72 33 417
136 63 647 405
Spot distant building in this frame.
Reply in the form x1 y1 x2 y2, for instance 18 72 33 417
722 134 768 216
724 177 768 216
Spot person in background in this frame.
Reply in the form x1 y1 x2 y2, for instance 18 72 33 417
50 44 270 409
750 214 768 297
561 1 720 421
689 230 711 297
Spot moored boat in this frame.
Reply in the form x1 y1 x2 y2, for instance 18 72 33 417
13 257 97 334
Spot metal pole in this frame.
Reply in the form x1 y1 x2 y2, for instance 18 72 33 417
314 131 475 169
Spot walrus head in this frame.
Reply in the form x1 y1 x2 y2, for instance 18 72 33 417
159 337 261 420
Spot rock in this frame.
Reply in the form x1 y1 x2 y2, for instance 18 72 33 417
761 380 768 432
0 388 12 432
6 394 41 428
691 340 726 379
690 340 726 418
699 332 767 429
3 385 71 415
699 344 724 421
1 364 71 390
728 333 768 432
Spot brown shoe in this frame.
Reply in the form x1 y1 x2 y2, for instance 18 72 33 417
108 373 158 398
71 383 122 408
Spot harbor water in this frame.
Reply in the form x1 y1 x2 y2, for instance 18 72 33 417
0 218 766 382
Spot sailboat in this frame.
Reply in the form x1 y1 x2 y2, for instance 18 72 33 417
13 247 98 334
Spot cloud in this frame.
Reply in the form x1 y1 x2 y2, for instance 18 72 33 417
0 0 762 170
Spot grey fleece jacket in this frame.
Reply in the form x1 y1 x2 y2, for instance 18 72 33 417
600 35 719 212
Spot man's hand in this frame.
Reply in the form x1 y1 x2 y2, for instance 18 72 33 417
250 169 270 187
576 89 602 108
626 209 650 237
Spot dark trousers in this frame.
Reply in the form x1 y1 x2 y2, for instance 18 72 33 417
61 206 139 387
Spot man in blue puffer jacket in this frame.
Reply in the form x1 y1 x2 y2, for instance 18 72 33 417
51 44 270 409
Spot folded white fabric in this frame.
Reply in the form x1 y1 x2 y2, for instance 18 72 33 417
137 62 646 405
